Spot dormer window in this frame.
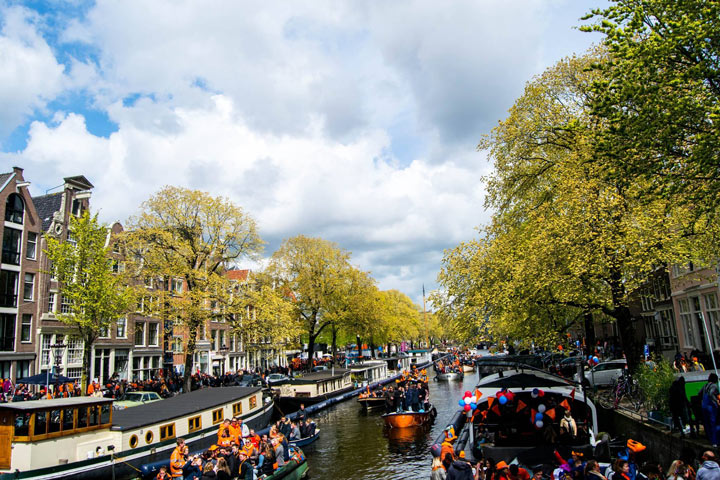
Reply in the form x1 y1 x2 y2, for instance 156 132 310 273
5 193 24 224
72 199 83 217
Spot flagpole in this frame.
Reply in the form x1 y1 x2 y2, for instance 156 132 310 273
423 285 428 349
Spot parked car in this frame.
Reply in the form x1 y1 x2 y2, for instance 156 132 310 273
311 365 329 372
558 356 583 377
584 359 627 388
266 373 290 386
235 374 263 387
114 391 162 410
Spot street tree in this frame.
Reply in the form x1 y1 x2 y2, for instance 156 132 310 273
268 235 366 369
45 211 134 392
125 186 263 391
582 0 720 227
437 53 693 369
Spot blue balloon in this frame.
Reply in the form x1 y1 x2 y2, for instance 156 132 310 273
535 412 543 421
593 356 599 363
459 399 465 407
588 355 593 360
499 395 508 405
470 403 477 410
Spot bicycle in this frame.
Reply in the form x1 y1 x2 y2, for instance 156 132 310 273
599 371 643 411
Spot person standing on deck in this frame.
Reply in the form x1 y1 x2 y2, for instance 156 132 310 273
701 374 720 446
170 438 187 479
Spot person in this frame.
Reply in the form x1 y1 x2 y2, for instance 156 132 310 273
668 461 685 480
432 456 447 480
670 377 695 436
697 451 720 480
200 462 216 479
237 451 253 480
296 403 307 422
289 421 301 440
238 418 250 439
170 438 187 479
446 453 476 480
700 374 720 446
586 460 608 480
215 457 231 480
610 460 631 480
156 466 170 480
509 464 531 480
560 410 577 438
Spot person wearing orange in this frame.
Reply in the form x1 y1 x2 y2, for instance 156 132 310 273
218 419 233 447
229 417 242 445
169 438 186 479
443 425 457 443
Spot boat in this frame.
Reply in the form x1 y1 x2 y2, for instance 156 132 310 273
288 429 320 447
276 368 354 411
436 371 464 381
382 404 437 428
462 364 475 373
0 386 273 480
457 368 598 463
358 395 386 410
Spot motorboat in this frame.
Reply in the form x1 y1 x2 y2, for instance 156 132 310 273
382 405 437 428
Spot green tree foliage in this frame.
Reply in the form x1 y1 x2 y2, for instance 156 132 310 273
125 186 263 391
45 212 134 392
582 0 720 241
635 356 676 414
437 52 692 369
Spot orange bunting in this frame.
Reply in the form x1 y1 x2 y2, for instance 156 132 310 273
560 399 571 411
491 404 501 416
530 408 537 423
487 397 495 408
516 400 527 412
546 408 556 421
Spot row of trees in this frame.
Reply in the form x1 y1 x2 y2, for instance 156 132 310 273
48 187 442 393
435 0 719 370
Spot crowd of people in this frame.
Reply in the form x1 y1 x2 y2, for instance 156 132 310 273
159 414 315 480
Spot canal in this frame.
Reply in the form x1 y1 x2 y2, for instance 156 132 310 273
301 368 478 479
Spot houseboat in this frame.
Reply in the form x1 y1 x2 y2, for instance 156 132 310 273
277 369 353 410
348 360 388 386
0 386 273 480
406 349 433 368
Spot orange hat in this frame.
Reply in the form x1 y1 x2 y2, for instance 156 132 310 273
496 461 509 470
627 439 646 453
459 451 466 458
571 451 584 457
209 445 219 451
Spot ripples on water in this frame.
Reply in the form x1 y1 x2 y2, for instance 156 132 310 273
303 369 478 480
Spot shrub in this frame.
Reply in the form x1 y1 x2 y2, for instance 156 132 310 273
635 356 675 415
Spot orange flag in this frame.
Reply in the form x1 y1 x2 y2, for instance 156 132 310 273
560 399 571 411
570 388 576 401
530 408 537 423
491 404 501 416
487 397 495 408
546 408 556 421
474 389 483 399
516 400 527 412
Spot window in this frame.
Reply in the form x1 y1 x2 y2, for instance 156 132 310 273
5 193 24 224
66 367 82 380
66 231 76 247
159 423 175 441
23 273 34 301
71 198 83 217
188 416 201 433
679 298 697 348
0 314 15 351
233 402 242 416
129 435 138 448
145 431 154 444
41 335 52 366
135 322 145 346
26 232 37 260
17 360 30 379
249 396 257 409
60 295 72 314
48 292 56 313
212 408 223 425
110 260 124 274
20 314 32 342
219 330 225 350
706 293 720 349
171 278 183 293
116 318 127 338
172 336 184 353
211 329 218 350
0 270 18 307
98 324 109 338
67 337 83 364
148 323 159 346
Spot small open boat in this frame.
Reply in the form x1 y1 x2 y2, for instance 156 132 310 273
462 364 475 373
382 405 437 428
436 371 464 381
289 429 320 448
358 396 386 410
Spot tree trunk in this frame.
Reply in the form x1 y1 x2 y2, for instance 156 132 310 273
609 272 639 371
584 312 596 352
183 319 200 393
81 334 94 395
331 324 337 363
307 332 317 372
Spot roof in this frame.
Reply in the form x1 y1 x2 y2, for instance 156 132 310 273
289 369 350 384
226 269 250 281
0 397 113 411
64 175 94 190
112 386 261 431
32 192 63 232
0 172 13 190
477 372 569 389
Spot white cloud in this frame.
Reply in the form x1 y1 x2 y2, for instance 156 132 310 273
0 6 65 138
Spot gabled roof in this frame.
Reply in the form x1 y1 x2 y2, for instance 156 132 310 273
32 193 63 232
226 269 250 281
64 175 94 190
0 172 13 191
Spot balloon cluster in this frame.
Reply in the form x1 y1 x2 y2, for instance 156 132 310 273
458 390 478 412
531 388 546 428
496 388 514 405
531 388 545 399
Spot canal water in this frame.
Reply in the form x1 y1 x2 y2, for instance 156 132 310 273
302 369 479 479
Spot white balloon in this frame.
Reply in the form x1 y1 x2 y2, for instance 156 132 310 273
538 404 546 413
469 396 477 404
535 420 544 428
464 397 472 405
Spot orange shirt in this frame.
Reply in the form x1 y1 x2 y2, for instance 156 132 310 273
169 446 185 478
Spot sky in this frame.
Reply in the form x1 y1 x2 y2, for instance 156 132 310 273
0 0 606 305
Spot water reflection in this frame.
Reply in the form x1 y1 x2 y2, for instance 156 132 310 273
304 369 478 480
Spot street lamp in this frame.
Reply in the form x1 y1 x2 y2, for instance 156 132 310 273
46 342 67 397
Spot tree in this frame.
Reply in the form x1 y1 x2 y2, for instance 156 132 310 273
45 212 134 393
125 186 263 391
437 52 693 369
582 0 720 220
268 235 365 369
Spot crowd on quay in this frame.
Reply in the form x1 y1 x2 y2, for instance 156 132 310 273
159 414 315 480
0 365 300 403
